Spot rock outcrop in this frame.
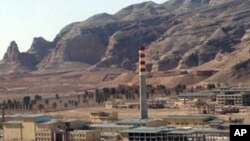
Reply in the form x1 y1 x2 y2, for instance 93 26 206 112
3 41 20 61
0 41 38 72
27 37 53 61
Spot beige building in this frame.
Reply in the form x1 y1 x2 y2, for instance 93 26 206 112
35 129 100 141
116 118 163 127
3 114 51 141
35 130 53 141
117 103 139 109
3 121 22 141
217 93 250 106
90 123 134 140
68 130 100 141
162 115 215 127
90 111 118 124
105 99 122 109
3 114 92 141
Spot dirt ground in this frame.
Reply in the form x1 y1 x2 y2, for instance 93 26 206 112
48 106 250 123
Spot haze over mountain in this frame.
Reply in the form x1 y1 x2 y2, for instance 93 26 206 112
0 0 249 86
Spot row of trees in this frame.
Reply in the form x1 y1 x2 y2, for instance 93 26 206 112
0 95 43 110
94 85 170 104
0 84 171 111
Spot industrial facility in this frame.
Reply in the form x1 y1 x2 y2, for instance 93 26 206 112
2 48 249 141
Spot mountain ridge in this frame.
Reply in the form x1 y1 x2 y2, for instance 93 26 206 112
0 0 249 85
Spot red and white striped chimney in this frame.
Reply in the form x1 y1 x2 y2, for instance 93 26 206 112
139 47 146 76
139 46 148 119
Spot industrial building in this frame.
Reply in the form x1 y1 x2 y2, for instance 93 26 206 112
105 99 124 109
216 93 250 106
121 126 229 141
2 48 240 141
105 100 119 109
116 118 163 127
179 87 250 106
179 92 216 99
3 114 100 141
90 111 118 124
90 123 134 140
3 114 51 141
215 87 250 106
162 115 215 127
117 103 140 109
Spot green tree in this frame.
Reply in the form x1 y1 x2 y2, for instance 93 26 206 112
64 103 68 108
52 102 57 109
34 95 42 102
23 96 31 109
111 88 116 95
45 99 49 105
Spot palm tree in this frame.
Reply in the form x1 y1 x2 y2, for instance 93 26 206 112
23 96 31 110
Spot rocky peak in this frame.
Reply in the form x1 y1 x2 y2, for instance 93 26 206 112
167 0 210 7
1 41 39 70
3 41 20 61
27 37 53 61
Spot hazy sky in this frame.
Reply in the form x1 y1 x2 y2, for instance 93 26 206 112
0 0 166 59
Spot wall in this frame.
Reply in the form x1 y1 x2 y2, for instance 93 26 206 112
22 118 36 141
3 124 22 141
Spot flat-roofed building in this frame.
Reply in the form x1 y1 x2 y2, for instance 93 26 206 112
3 121 22 141
105 101 118 109
121 126 229 141
3 114 51 141
105 99 122 109
117 103 140 109
3 114 89 141
90 123 134 133
90 123 134 141
179 92 217 100
22 114 51 141
162 115 215 127
35 130 53 141
116 118 163 127
217 93 250 106
90 111 118 124
36 119 64 131
35 129 100 141
68 130 100 141
62 119 87 129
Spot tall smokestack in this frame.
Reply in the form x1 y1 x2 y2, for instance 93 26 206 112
139 46 148 119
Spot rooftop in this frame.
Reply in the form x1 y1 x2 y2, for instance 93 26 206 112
179 92 216 97
36 119 58 125
90 111 112 116
20 114 51 119
90 123 135 128
116 118 159 125
121 126 174 133
164 115 215 120
3 121 21 125
168 130 195 134
61 118 83 123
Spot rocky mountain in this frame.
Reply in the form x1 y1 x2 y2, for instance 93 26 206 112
1 0 249 85
27 37 53 61
0 41 38 73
